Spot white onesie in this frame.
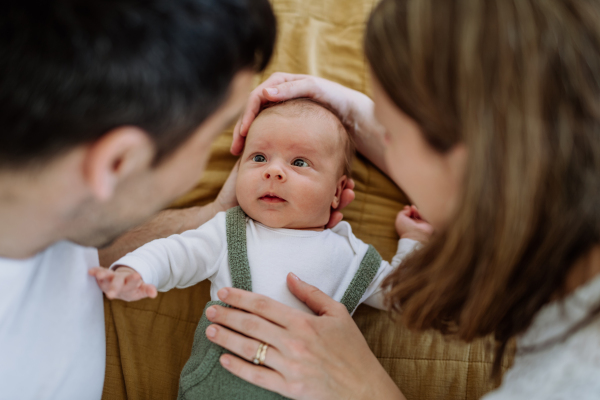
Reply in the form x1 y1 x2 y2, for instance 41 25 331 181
112 211 418 314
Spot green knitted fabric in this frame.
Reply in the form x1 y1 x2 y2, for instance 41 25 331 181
339 245 382 314
178 206 383 399
225 206 252 292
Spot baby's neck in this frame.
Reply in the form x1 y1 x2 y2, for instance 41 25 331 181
252 217 326 232
289 226 325 232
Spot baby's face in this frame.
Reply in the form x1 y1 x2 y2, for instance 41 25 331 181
236 107 347 230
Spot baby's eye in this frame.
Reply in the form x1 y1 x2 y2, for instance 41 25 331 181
292 159 309 167
253 155 266 162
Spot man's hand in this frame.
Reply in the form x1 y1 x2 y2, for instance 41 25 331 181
89 266 157 301
395 205 434 243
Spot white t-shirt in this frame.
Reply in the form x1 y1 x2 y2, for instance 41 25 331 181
113 212 418 314
0 241 105 400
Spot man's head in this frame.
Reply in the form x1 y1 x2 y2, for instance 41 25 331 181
0 0 276 255
236 98 354 230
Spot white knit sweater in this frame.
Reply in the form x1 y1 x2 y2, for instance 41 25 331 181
484 274 600 400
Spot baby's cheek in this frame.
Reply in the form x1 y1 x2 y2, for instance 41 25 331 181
235 173 255 208
299 184 334 217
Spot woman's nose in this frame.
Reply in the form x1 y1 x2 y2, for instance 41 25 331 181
263 163 286 182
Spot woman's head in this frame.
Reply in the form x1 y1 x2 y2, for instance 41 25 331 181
366 0 600 373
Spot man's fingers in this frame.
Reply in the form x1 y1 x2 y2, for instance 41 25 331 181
345 178 355 191
326 212 343 229
338 188 355 211
231 117 246 155
286 273 347 317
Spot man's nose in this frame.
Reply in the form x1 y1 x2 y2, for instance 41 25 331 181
263 163 286 182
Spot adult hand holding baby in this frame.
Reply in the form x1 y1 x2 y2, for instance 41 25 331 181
205 274 405 400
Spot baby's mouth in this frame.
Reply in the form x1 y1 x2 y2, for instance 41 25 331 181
259 194 286 203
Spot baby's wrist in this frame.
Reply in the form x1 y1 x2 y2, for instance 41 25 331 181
112 265 136 274
400 231 430 243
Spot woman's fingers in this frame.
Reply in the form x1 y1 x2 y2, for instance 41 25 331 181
206 302 289 345
230 73 316 155
286 273 348 317
206 323 284 369
219 353 287 396
216 288 298 327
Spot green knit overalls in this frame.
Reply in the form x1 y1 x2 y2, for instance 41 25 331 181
177 206 383 400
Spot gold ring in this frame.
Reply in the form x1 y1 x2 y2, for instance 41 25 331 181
253 342 269 365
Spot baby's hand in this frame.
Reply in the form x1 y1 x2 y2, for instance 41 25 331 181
88 266 158 301
395 205 434 243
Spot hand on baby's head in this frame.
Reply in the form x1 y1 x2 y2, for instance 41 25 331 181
235 99 354 231
395 205 434 243
89 266 157 301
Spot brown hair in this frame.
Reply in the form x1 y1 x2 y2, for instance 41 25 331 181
365 0 600 376
258 98 355 177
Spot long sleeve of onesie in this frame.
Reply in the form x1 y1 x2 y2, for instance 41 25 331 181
360 238 421 310
110 212 228 291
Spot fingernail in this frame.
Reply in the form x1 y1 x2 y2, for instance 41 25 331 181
206 306 216 319
221 356 230 367
266 87 278 95
206 326 217 338
218 288 229 300
290 272 300 281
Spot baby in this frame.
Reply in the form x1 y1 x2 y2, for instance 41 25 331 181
91 99 432 399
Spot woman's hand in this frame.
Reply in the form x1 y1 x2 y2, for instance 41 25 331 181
204 274 405 400
231 72 389 175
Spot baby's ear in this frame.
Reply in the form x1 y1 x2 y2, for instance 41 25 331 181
331 175 348 209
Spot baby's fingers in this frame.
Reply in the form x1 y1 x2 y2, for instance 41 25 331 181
105 272 127 300
89 267 115 293
121 272 143 293
143 284 158 299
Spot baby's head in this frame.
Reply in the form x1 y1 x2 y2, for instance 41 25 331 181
236 98 353 230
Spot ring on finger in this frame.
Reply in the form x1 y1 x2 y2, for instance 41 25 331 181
253 342 269 365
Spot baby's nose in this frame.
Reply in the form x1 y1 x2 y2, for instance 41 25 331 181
264 165 286 181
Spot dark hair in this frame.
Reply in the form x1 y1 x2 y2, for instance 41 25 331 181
366 0 600 377
0 0 276 168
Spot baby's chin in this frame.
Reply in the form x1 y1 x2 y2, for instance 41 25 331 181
239 205 328 231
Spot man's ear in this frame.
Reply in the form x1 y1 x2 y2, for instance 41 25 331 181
83 126 154 201
331 175 348 209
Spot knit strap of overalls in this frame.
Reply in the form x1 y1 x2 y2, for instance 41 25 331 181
226 206 253 292
226 206 382 314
